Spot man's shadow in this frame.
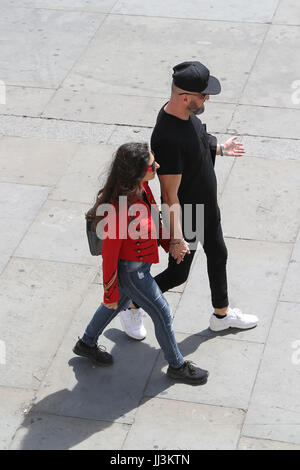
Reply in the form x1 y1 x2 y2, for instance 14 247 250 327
16 326 242 450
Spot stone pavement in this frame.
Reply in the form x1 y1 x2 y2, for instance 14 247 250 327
1 0 300 451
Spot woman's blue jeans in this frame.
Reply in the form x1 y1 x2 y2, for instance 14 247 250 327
82 260 185 368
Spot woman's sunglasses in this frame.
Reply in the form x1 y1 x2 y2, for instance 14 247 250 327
147 150 156 172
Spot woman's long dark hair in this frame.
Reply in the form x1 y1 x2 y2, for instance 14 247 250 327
93 142 150 214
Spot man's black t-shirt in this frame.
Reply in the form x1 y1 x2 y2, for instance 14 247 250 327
150 106 220 230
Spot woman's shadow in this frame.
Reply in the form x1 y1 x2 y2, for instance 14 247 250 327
16 326 237 450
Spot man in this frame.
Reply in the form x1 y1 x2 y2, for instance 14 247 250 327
120 61 258 340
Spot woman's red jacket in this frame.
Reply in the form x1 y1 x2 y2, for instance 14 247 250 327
102 181 170 304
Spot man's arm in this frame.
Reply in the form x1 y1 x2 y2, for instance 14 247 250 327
159 174 190 263
159 174 183 241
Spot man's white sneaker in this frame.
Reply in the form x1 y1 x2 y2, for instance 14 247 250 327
120 308 147 341
209 307 258 332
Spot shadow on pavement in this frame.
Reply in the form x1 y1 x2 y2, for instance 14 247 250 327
16 326 241 450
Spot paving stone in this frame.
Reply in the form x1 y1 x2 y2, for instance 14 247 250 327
0 6 104 88
220 156 300 242
112 0 279 23
292 226 300 260
229 105 300 139
163 292 182 317
0 387 34 450
61 15 266 105
123 397 245 450
0 182 49 275
174 238 292 343
240 25 300 108
50 143 115 203
281 228 300 302
0 258 97 389
3 0 117 12
14 199 100 266
240 135 300 161
243 302 300 445
43 88 235 131
0 115 115 144
213 133 300 163
214 154 235 197
200 103 236 134
0 86 54 118
280 261 300 303
0 137 78 186
43 89 166 128
238 436 300 450
10 413 129 450
33 284 160 424
273 0 300 25
145 332 264 410
108 126 152 146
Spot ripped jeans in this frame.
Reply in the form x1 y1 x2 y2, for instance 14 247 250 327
82 260 185 368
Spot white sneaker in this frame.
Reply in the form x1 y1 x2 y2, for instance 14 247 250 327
209 307 258 332
120 308 147 341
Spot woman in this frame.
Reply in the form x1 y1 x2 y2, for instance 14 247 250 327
73 142 208 385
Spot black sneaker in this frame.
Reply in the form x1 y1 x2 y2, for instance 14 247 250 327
167 361 209 385
73 338 113 366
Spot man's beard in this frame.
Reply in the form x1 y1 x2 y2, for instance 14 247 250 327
188 102 205 115
193 104 205 115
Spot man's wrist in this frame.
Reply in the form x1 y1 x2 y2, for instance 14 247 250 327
170 238 184 246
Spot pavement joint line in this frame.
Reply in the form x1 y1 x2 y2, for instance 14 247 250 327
238 13 275 104
219 149 237 200
4 100 300 121
2 84 57 91
7 255 99 269
173 329 265 345
235 103 300 111
109 12 278 27
142 394 248 414
0 180 53 188
123 350 167 448
0 191 52 277
40 88 62 119
240 236 296 440
6 278 101 435
44 143 83 199
7 194 50 262
1 113 148 129
5 98 300 110
2 113 300 142
229 23 272 133
223 236 295 245
1 113 300 140
0 4 111 14
106 124 118 145
275 216 300 305
0 5 293 28
242 422 300 426
0 384 36 392
16 406 135 426
21 410 133 429
240 434 300 447
8 409 132 451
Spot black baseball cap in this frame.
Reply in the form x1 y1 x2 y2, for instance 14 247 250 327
172 61 221 95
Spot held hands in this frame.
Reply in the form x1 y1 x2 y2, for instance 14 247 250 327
103 302 118 309
170 239 190 264
224 136 245 157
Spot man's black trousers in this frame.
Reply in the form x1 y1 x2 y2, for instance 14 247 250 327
133 220 229 310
